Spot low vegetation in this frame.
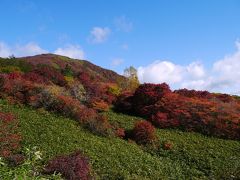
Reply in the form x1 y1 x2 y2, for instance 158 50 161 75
0 100 239 179
0 54 239 179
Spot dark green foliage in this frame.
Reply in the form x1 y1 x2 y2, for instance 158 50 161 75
62 64 74 77
0 58 32 72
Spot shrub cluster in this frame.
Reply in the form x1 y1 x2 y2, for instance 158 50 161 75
115 83 240 140
44 151 92 180
89 97 110 112
0 60 122 116
35 65 67 86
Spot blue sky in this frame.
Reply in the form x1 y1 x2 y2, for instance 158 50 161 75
0 0 240 94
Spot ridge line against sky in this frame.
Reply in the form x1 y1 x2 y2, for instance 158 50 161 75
0 0 240 94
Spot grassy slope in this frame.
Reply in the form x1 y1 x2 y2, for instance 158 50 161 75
1 100 239 179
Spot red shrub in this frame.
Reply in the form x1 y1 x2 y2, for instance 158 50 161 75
35 66 66 86
77 72 120 106
115 128 125 139
75 107 98 124
54 95 82 117
7 154 25 166
215 94 233 103
89 98 109 112
116 83 240 140
151 112 171 128
7 72 22 80
50 95 113 137
115 83 171 116
23 72 48 84
114 91 133 113
133 83 171 108
82 115 113 137
78 72 91 86
174 88 212 99
2 77 41 104
0 112 21 157
132 120 156 145
163 141 173 150
44 151 91 180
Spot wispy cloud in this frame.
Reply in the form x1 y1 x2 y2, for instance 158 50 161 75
114 16 133 32
0 42 11 57
88 27 111 44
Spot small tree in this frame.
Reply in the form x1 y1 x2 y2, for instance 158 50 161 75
123 66 140 91
8 54 16 59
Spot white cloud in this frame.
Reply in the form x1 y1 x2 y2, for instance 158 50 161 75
0 41 85 59
137 40 240 94
15 42 48 56
0 42 11 57
186 62 205 79
138 61 184 85
111 58 124 67
0 41 47 57
89 27 111 44
138 61 211 91
213 41 240 78
115 16 133 32
54 44 85 59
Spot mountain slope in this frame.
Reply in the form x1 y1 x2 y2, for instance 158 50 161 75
0 99 239 179
20 53 126 84
0 54 240 179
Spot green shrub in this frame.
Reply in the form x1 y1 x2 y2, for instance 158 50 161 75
0 147 63 179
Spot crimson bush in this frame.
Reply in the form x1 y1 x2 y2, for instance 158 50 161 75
35 66 66 86
115 83 240 140
132 120 157 145
44 151 91 180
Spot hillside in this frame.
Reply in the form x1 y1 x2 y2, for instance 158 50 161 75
0 99 239 179
0 54 240 179
21 54 127 84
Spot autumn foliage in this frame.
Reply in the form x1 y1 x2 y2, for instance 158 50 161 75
44 151 92 180
132 121 157 145
0 54 240 142
115 83 240 140
0 54 128 138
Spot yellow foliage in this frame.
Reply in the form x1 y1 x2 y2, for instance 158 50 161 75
64 76 74 85
107 83 121 96
46 85 65 96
